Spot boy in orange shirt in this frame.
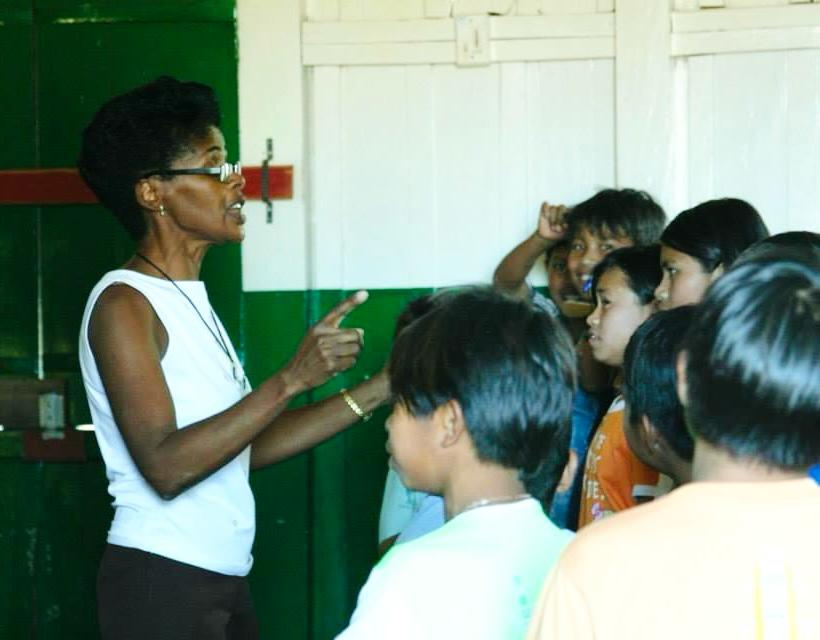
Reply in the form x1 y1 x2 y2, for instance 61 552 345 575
578 245 663 527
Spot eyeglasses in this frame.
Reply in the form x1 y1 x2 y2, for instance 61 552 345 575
141 162 242 183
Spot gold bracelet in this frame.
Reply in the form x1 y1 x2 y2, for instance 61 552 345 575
341 388 372 422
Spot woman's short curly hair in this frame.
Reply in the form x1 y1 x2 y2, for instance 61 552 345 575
77 76 221 240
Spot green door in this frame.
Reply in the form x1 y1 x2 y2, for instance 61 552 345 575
0 2 242 637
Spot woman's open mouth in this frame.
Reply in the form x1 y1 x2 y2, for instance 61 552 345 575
227 201 245 224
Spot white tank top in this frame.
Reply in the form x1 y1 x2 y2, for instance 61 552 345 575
79 269 254 576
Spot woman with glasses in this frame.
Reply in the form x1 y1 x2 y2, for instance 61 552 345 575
77 76 390 640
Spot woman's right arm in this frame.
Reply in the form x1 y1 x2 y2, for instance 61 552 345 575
89 285 363 500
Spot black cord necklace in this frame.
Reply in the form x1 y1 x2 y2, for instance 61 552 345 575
134 252 248 392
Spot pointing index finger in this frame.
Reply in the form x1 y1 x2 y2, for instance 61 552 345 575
320 290 369 328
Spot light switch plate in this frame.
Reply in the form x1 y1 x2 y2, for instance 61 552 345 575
455 15 491 66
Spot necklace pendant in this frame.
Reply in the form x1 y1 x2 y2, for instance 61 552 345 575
233 363 250 395
134 254 251 396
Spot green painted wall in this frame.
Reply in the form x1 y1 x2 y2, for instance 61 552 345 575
0 2 241 638
0 0 240 415
0 438 110 639
244 288 432 639
0 1 37 378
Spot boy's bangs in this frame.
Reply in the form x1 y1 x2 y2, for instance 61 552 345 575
588 221 631 242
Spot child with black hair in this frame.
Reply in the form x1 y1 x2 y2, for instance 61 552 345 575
622 306 696 487
738 230 820 265
338 287 577 640
494 203 588 332
494 191 666 315
655 197 769 309
528 251 820 640
565 189 666 298
578 245 664 528
537 239 586 325
493 192 666 528
377 295 444 556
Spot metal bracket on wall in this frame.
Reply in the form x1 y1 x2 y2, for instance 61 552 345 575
0 164 294 206
262 138 274 223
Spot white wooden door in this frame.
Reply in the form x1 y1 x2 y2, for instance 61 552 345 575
238 0 820 291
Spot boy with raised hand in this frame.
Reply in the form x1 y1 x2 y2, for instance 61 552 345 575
527 251 820 640
493 190 665 315
493 202 585 326
622 306 696 488
338 287 576 640
493 190 665 528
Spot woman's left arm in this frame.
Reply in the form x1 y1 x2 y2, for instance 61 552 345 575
250 371 391 469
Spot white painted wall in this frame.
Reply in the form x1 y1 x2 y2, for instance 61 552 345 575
307 60 615 289
237 0 820 291
237 0 310 291
687 50 820 234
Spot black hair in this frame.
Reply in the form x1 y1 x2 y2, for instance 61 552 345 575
661 198 769 273
623 306 696 461
738 231 820 266
566 188 666 247
77 76 221 240
591 244 663 305
393 294 436 338
389 286 576 502
682 254 820 470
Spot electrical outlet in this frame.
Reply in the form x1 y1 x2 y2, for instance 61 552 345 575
455 15 490 67
39 391 65 429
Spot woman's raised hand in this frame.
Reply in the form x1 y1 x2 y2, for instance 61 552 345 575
281 291 369 395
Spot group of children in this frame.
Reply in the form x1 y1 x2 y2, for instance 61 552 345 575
339 188 820 639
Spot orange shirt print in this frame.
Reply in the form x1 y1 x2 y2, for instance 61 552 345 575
578 400 659 528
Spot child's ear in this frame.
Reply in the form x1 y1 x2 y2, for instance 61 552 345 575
641 416 664 454
676 351 690 407
556 449 579 494
435 400 466 449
